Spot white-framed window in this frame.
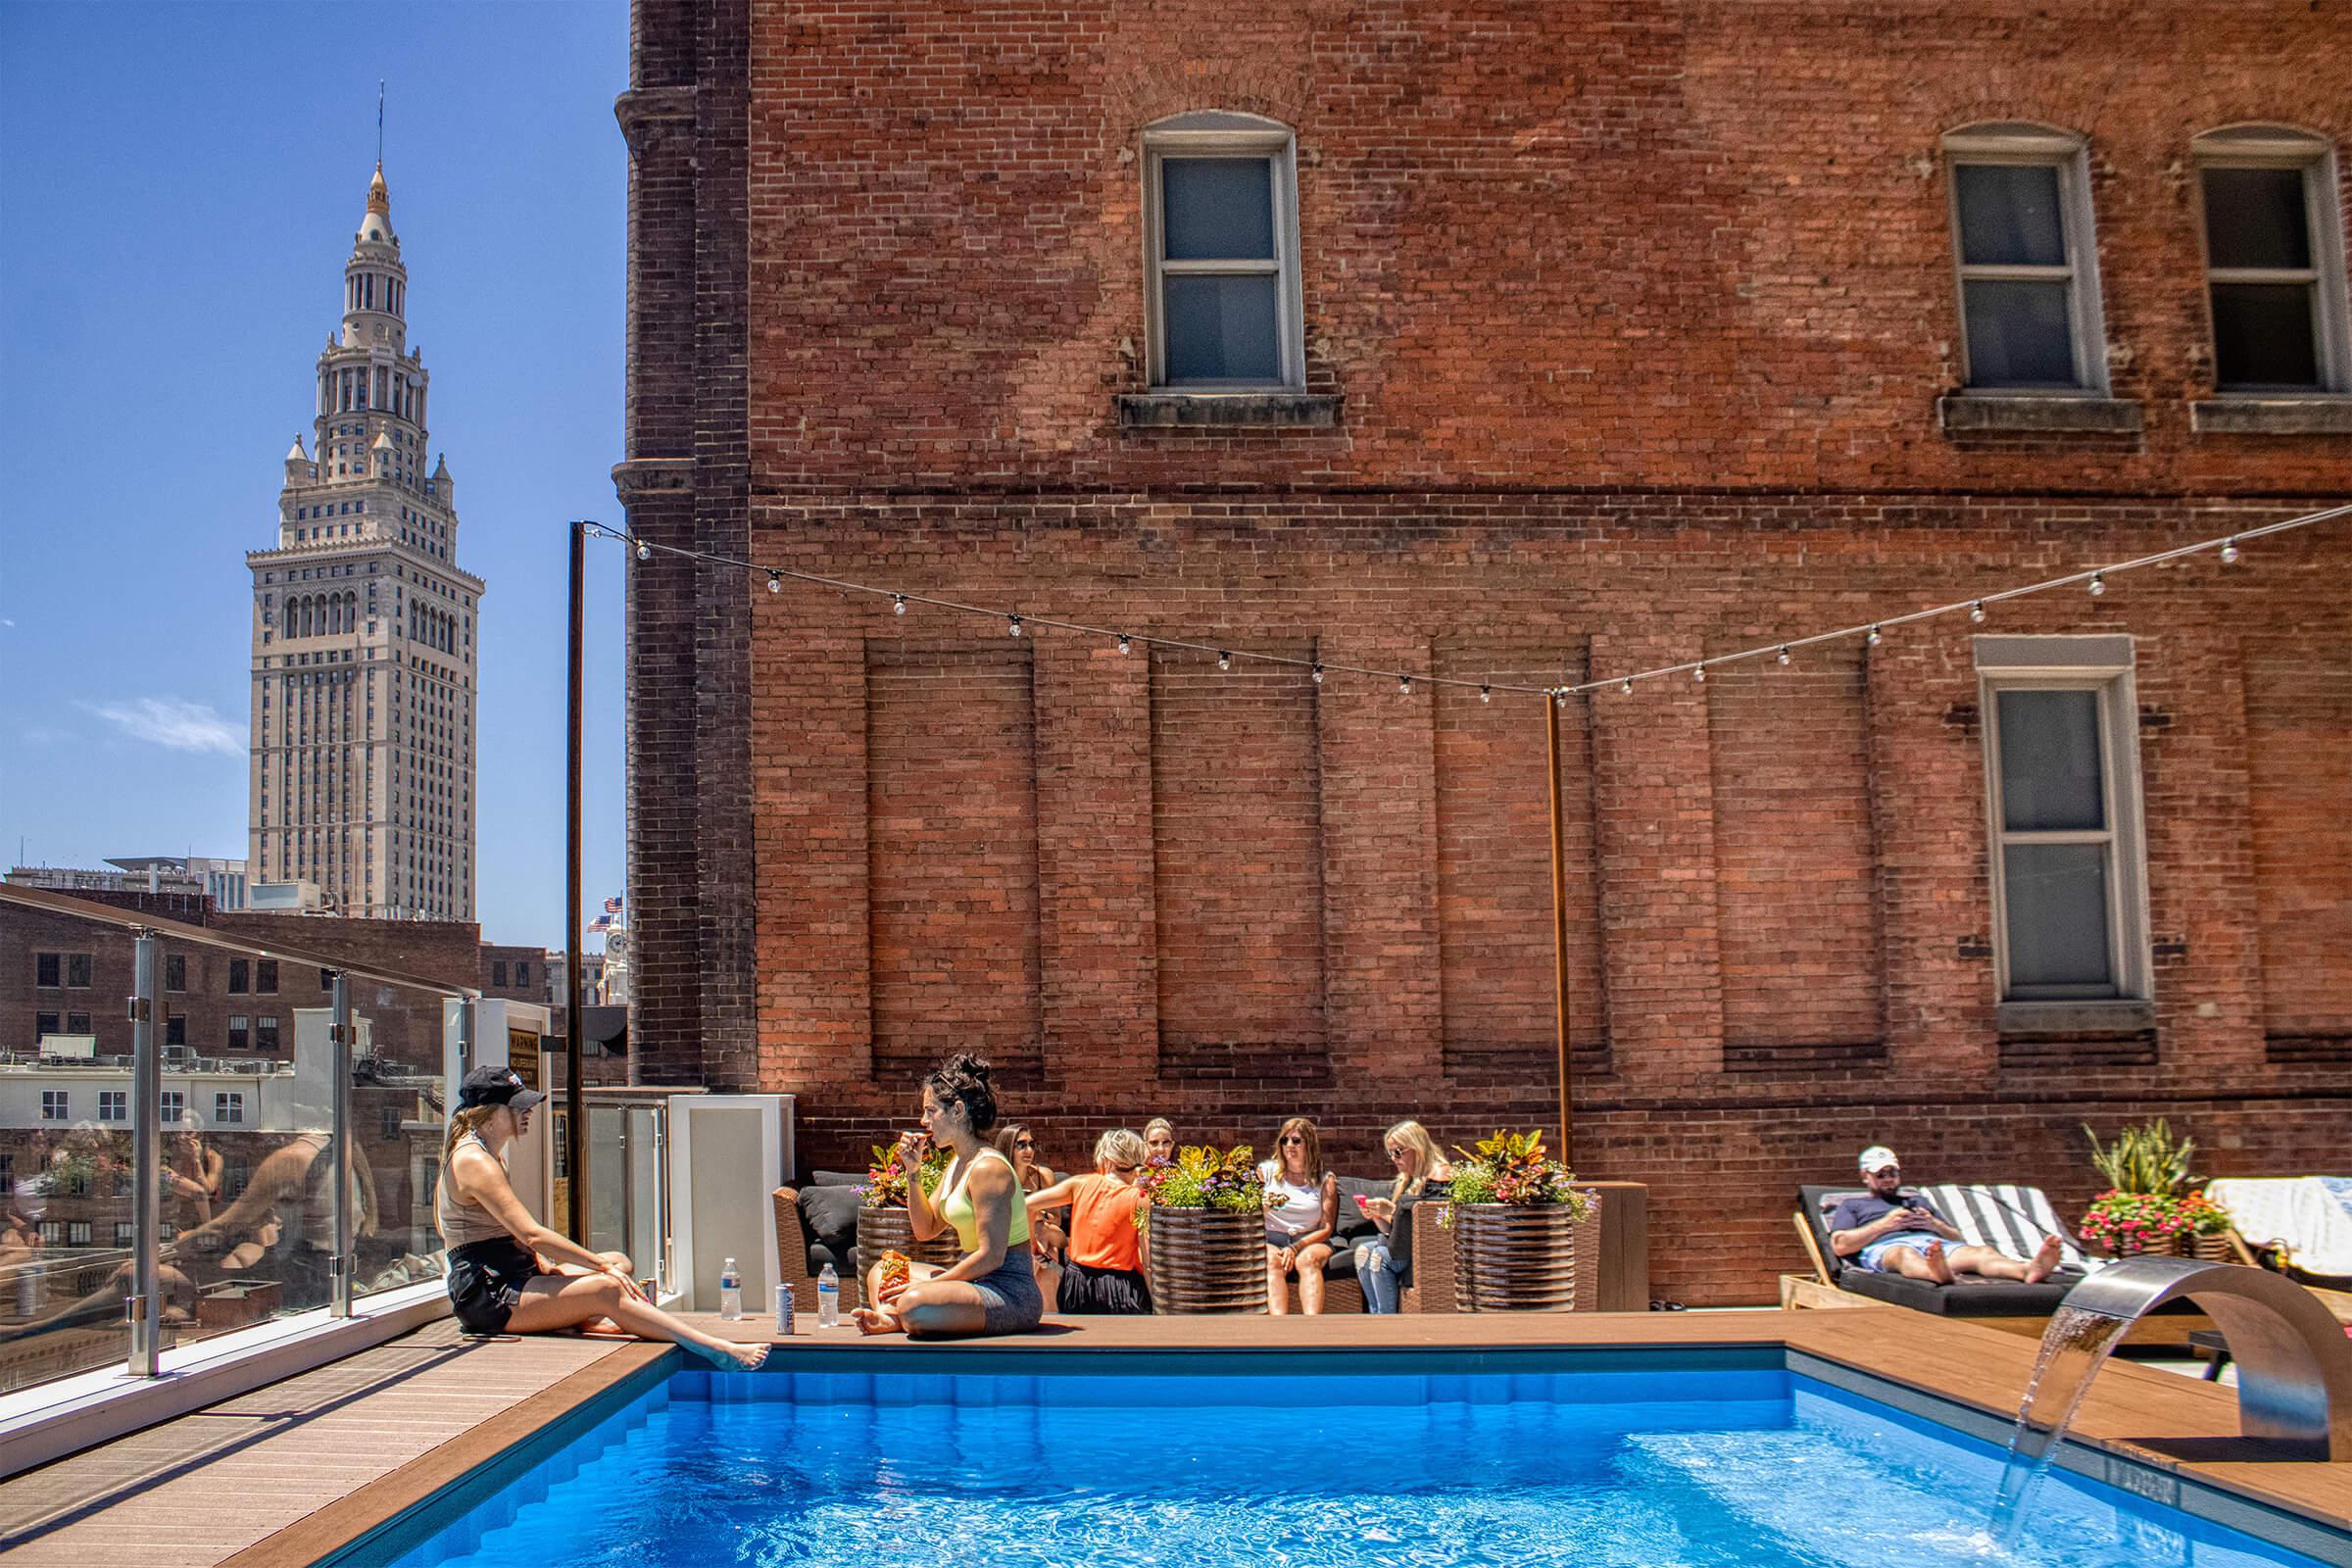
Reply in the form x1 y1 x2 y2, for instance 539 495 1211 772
67 1221 91 1248
2193 125 2350 393
1943 125 2109 392
160 1090 184 1125
40 1090 69 1121
1977 636 2151 1005
215 1092 246 1125
115 1222 135 1248
98 1090 127 1123
1141 112 1304 389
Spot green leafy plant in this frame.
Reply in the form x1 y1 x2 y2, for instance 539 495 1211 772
858 1142 951 1209
1441 1130 1593 1221
1135 1144 1262 1214
2082 1118 2195 1196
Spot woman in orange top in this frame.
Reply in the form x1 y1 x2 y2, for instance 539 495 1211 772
1022 1128 1152 1315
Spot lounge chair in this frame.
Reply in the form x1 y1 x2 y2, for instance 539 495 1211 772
2204 1177 2352 1287
771 1171 867 1310
1787 1181 2207 1345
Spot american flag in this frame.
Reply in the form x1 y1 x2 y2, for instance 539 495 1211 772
603 895 624 914
589 914 612 932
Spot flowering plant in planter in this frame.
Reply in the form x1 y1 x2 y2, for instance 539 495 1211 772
2174 1188 2233 1238
1441 1130 1594 1221
858 1142 951 1208
2078 1189 2194 1254
1134 1144 1263 1215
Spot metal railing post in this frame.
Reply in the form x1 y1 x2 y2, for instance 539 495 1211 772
127 932 163 1375
456 995 476 1077
329 970 355 1318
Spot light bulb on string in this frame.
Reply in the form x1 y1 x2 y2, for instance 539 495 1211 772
766 571 783 595
1115 633 1131 655
2220 537 2241 565
1217 651 1232 671
1397 674 1412 696
1866 624 1883 647
1776 646 1791 665
2088 572 2106 597
1970 601 1987 623
1692 664 1706 683
1007 614 1023 637
1619 679 1634 695
635 540 652 563
1311 664 1325 684
892 594 907 615
1479 685 1492 704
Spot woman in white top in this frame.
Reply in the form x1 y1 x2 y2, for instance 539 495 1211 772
1258 1116 1341 1315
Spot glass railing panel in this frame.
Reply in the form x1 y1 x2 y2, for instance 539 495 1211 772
347 978 449 1310
0 1136 136 1393
627 1104 666 1298
584 1104 628 1257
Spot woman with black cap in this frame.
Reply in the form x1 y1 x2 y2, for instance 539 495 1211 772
440 1064 767 1368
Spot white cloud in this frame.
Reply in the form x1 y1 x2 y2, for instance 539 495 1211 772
80 698 242 756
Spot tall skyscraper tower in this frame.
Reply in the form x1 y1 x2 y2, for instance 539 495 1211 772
248 166 482 920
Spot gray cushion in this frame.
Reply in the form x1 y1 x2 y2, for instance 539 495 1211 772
1331 1173 1390 1243
797 1183 862 1269
808 1169 866 1188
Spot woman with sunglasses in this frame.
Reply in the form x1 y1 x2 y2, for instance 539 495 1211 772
1258 1117 1341 1314
854 1054 1045 1338
1023 1128 1153 1314
437 1066 767 1368
1142 1118 1177 1166
996 1122 1064 1297
1352 1120 1453 1313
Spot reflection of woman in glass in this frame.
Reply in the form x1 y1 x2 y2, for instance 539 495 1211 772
165 1114 223 1228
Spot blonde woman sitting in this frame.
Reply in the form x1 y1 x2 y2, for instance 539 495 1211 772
440 1066 765 1369
1024 1129 1153 1315
1351 1120 1454 1314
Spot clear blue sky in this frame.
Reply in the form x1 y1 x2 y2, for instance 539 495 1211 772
0 0 632 951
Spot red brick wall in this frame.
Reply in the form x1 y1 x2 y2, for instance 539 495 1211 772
623 1 2352 1303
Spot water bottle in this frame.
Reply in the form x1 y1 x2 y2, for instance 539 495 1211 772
775 1282 796 1336
718 1257 742 1321
816 1262 840 1328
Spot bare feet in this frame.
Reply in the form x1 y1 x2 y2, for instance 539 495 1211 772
852 1305 903 1337
699 1339 768 1370
1922 1241 1956 1285
2025 1235 2064 1285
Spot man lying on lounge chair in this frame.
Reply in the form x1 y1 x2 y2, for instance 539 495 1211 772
1829 1146 2063 1285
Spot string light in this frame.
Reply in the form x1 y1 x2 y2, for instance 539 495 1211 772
1397 674 1412 696
589 503 2348 709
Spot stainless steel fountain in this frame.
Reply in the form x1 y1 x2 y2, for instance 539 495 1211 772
2059 1254 2352 1458
1992 1255 2351 1543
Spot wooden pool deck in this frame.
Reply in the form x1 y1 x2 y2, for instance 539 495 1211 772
0 1306 2342 1567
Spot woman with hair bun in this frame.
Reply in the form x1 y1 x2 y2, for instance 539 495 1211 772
854 1054 1045 1338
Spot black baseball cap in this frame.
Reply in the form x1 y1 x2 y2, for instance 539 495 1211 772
458 1065 547 1112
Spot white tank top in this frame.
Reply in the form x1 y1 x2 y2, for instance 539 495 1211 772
1259 1161 1325 1235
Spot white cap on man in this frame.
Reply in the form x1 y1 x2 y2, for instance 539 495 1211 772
1857 1145 1898 1174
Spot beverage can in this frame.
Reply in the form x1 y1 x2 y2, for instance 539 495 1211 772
774 1282 795 1336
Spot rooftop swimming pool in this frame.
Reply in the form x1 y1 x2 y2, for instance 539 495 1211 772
361 1354 2340 1568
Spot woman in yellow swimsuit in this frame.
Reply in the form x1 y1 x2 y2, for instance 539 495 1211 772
854 1054 1044 1338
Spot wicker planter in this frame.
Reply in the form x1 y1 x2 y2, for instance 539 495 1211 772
2189 1232 2234 1264
1451 1202 1581 1312
856 1204 960 1273
1147 1207 1269 1314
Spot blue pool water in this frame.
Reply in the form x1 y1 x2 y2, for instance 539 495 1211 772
375 1362 2333 1568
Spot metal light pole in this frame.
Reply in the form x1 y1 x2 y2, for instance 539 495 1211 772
564 520 588 1240
127 932 162 1375
329 969 355 1317
1544 697 1575 1166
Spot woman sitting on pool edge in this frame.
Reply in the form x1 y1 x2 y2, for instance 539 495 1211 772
856 1053 1045 1339
439 1065 766 1369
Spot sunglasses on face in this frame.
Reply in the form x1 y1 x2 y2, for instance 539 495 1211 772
1280 1136 1305 1146
1015 1138 1036 1150
1386 1147 1407 1159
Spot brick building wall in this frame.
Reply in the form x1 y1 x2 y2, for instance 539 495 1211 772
618 0 2352 1302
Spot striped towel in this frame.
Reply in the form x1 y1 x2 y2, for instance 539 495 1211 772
2205 1178 2352 1278
1914 1183 2101 1274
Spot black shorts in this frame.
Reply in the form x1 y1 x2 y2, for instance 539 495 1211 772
447 1238 542 1335
1056 1260 1152 1316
